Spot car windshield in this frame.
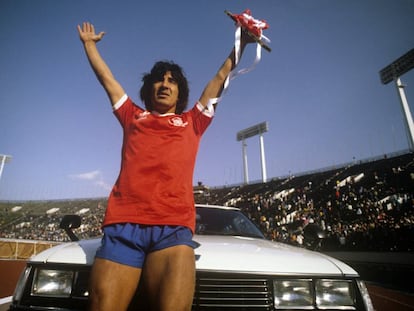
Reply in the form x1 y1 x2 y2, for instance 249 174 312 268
195 207 265 239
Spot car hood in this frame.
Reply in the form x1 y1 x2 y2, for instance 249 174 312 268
30 238 98 265
29 235 357 277
195 235 357 276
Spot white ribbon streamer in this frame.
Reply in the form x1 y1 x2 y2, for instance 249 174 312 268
208 26 266 107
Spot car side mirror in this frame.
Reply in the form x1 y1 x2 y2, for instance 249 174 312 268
303 224 326 251
59 215 81 241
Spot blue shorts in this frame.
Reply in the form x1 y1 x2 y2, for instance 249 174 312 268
95 224 199 268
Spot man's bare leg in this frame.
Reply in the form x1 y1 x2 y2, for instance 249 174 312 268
143 245 196 311
88 258 142 311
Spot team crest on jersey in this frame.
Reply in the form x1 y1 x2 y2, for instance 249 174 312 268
135 111 150 120
168 116 188 127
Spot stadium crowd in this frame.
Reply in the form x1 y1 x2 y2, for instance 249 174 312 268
1 152 413 252
199 152 414 251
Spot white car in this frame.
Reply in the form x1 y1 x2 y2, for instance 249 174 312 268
9 204 374 310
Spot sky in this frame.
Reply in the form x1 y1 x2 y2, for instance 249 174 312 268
0 0 413 201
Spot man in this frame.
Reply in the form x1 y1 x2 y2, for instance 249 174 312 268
78 21 253 311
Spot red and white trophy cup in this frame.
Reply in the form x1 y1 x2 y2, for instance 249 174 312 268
225 9 271 52
208 9 270 106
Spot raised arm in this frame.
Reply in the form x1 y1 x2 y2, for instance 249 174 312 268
77 22 125 106
198 30 254 108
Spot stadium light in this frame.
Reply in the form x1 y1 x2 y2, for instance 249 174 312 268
379 48 414 151
0 154 12 183
236 122 268 184
380 49 414 85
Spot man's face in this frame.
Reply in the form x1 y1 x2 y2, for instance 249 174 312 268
151 71 179 114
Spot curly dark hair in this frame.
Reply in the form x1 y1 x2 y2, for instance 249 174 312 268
140 61 189 114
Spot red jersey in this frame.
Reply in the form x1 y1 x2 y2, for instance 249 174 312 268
103 95 214 233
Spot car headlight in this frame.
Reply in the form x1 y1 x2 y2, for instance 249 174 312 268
315 279 355 309
273 279 313 308
273 279 357 310
32 269 74 297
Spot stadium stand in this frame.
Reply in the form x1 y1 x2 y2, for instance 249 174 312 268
1 151 413 253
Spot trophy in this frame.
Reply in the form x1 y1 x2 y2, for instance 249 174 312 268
207 9 271 106
225 9 271 52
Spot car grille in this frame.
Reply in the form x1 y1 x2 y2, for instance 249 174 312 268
15 266 365 311
193 273 273 310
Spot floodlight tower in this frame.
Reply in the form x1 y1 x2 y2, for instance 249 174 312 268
237 122 269 184
0 154 12 182
380 48 414 151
